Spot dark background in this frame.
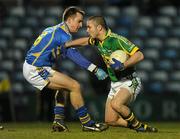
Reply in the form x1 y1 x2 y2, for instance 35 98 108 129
0 0 180 122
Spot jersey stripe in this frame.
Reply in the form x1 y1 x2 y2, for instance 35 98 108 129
32 27 56 65
129 47 139 56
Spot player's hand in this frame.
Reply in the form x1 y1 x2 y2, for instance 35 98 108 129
110 58 124 71
94 68 108 80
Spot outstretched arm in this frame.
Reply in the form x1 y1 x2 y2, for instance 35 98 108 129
65 48 108 80
65 37 89 47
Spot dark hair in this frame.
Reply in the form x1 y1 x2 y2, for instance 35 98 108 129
62 6 85 21
88 16 108 30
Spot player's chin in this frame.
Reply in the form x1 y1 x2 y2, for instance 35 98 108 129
70 28 78 33
73 30 78 33
75 28 80 32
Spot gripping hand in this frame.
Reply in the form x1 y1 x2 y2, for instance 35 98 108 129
110 58 125 71
94 68 108 80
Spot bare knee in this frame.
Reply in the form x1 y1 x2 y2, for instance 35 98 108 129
111 99 131 118
111 100 127 115
111 100 122 111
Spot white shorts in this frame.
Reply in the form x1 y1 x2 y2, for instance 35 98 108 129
23 61 55 90
108 74 142 102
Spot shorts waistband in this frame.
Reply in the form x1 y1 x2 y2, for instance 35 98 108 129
120 72 137 80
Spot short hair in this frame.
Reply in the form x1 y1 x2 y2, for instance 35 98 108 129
88 16 108 30
62 6 85 21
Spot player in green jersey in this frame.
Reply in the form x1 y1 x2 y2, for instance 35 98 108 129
65 16 158 132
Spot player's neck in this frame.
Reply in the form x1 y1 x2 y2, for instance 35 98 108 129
64 21 71 33
98 29 107 42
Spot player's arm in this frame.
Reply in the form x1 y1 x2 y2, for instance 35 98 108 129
124 50 144 69
110 49 144 71
65 48 108 80
65 37 89 47
111 35 144 70
110 50 144 71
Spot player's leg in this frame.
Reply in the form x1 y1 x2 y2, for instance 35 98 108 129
111 88 132 118
52 90 69 132
111 88 137 126
49 71 91 131
23 63 106 131
105 98 127 127
111 88 142 130
48 71 83 132
111 88 157 132
48 71 84 107
48 71 108 132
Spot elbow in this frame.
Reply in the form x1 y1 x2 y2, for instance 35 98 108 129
135 51 144 62
139 51 144 61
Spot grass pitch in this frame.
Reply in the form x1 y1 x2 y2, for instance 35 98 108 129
0 122 180 139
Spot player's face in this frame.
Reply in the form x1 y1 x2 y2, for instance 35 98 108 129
68 12 83 33
86 20 99 38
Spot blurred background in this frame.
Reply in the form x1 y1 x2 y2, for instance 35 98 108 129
0 0 180 123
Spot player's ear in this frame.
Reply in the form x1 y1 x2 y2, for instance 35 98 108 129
66 17 73 24
97 25 102 31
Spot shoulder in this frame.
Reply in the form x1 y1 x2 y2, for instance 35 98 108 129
110 32 125 40
110 32 134 46
55 23 71 42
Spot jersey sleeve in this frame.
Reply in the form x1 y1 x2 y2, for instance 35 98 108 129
117 36 139 56
65 48 94 70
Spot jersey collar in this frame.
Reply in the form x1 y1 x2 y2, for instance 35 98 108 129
59 22 72 37
103 28 111 40
105 28 111 39
59 22 70 33
99 28 111 44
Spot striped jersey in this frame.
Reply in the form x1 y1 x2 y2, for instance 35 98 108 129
88 29 139 82
25 22 71 67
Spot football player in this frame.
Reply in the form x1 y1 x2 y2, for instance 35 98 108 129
23 8 108 132
65 16 158 132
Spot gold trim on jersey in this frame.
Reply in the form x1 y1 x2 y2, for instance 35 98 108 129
130 47 139 56
51 46 61 59
110 32 138 55
57 46 61 55
52 48 56 58
59 22 72 39
88 29 111 46
104 29 111 40
117 39 130 54
88 37 95 45
32 52 41 58
60 24 66 31
32 27 56 65
99 29 112 45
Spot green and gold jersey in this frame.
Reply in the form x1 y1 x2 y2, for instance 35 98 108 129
88 29 139 82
